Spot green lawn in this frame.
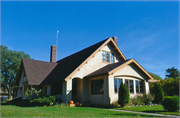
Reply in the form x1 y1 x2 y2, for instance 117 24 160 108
1 105 160 117
113 105 179 116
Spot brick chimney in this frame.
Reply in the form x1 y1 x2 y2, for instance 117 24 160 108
112 36 118 46
50 45 56 62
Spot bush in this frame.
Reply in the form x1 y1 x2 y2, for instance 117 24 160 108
118 83 130 107
30 95 56 106
152 83 164 104
141 94 154 105
131 95 143 105
130 94 154 105
161 96 179 112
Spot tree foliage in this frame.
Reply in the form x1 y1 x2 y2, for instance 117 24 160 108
165 67 179 79
1 45 31 99
148 72 162 80
152 83 164 104
118 83 130 107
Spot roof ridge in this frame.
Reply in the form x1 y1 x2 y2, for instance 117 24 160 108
22 58 57 64
56 38 109 63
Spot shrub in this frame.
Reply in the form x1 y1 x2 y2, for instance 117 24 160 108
30 95 56 106
161 96 179 112
152 83 164 104
141 94 154 105
130 95 143 105
118 83 130 107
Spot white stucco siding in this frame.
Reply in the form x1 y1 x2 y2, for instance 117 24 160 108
71 42 123 79
17 70 25 98
109 63 150 103
86 75 110 105
65 79 72 102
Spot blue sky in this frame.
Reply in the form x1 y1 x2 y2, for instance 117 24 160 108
1 1 179 79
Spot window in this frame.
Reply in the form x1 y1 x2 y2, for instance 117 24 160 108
135 80 144 94
102 51 114 63
106 52 110 63
20 87 22 94
125 79 134 94
111 53 114 63
91 79 104 94
114 78 122 93
44 87 47 95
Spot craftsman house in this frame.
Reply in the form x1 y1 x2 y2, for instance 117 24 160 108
15 37 154 105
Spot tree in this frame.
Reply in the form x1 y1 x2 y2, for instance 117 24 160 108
148 72 162 80
118 83 130 107
152 83 164 104
1 45 31 99
165 67 179 79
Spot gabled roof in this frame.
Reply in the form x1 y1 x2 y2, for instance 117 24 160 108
16 37 127 86
40 38 109 85
85 59 130 78
15 58 57 85
85 59 154 80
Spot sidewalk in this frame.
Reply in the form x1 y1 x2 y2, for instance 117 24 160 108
108 109 180 117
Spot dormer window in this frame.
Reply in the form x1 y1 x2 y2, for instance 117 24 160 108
102 51 114 63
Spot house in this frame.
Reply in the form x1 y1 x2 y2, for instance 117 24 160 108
14 37 154 105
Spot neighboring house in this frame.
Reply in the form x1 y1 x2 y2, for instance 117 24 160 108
14 37 154 105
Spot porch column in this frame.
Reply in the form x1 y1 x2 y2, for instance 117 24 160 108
65 79 72 103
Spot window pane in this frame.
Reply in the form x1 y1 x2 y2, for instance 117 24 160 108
140 81 143 93
102 51 106 62
114 79 117 93
95 80 100 93
125 80 128 88
99 79 104 94
111 53 114 63
130 80 134 93
118 79 122 92
106 52 110 63
136 81 139 93
91 80 95 94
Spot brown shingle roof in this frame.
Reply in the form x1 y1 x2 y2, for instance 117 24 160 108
40 38 108 85
22 58 57 85
85 59 130 78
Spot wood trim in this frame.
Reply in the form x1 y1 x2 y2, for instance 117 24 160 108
108 59 153 80
65 37 126 81
114 75 144 80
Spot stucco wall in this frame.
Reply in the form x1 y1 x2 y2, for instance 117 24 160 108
17 70 27 99
109 63 150 104
71 43 123 79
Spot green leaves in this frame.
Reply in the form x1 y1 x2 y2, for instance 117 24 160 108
0 45 31 98
118 83 130 107
165 67 179 79
148 72 162 80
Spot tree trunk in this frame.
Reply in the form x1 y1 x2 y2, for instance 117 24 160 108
8 89 12 99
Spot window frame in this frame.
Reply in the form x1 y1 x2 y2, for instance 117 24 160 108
135 80 144 94
91 78 104 95
102 50 114 63
125 79 134 94
114 78 122 94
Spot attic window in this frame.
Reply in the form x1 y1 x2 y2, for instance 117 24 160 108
102 51 114 63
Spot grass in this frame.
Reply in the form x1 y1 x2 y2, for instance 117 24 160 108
1 105 160 117
113 105 180 116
